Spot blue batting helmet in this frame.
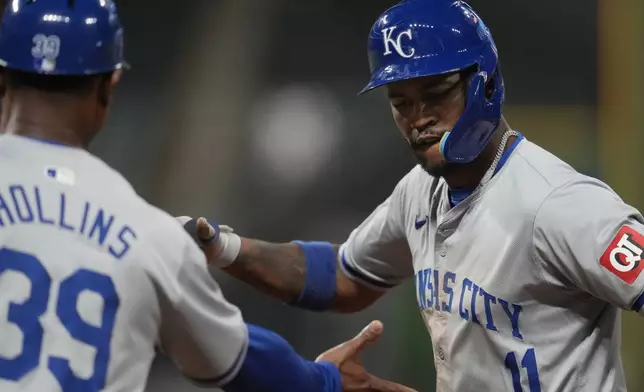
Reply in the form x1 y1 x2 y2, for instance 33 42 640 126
360 0 504 164
0 0 127 75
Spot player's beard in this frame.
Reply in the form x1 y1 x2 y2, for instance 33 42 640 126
408 128 455 178
417 154 453 177
410 141 454 178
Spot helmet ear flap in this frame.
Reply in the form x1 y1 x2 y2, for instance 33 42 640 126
486 65 504 120
485 63 503 102
464 63 503 106
465 71 487 112
485 75 495 100
440 67 503 163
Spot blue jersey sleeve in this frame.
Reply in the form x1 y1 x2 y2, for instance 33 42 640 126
190 323 341 392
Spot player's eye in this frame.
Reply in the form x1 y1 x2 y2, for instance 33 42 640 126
390 98 410 110
419 82 461 106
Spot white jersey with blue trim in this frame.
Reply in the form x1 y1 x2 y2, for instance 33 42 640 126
0 135 247 392
340 136 644 392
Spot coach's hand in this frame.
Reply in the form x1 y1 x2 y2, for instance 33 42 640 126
176 216 241 267
316 320 417 392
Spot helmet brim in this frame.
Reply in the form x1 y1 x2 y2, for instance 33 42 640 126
358 48 486 95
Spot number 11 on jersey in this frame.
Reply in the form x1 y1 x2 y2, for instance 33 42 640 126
505 348 541 392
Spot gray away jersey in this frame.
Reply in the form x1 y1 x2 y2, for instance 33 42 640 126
0 135 247 392
340 137 644 392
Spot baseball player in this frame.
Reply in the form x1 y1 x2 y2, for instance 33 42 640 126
0 1 417 392
183 1 644 391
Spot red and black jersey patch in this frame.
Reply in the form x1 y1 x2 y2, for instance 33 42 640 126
600 225 644 284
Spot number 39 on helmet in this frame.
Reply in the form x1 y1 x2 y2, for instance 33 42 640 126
0 0 128 76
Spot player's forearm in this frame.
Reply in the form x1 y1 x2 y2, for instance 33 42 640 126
223 238 383 313
181 216 381 312
222 238 313 304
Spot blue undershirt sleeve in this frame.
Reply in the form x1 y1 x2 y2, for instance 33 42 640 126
222 323 342 392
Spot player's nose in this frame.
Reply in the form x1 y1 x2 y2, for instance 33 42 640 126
409 112 439 134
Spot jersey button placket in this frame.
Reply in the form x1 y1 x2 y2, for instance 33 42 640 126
435 227 454 321
435 237 446 258
436 227 452 258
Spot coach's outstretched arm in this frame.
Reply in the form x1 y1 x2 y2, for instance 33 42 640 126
179 177 414 314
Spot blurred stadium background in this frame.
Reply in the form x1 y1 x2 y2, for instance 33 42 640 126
77 0 644 390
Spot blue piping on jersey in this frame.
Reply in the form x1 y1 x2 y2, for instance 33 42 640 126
632 292 644 312
448 133 524 207
449 188 472 206
341 251 395 289
494 133 524 173
23 136 71 147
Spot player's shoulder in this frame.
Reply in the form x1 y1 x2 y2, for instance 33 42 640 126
126 197 196 255
0 134 137 195
515 140 635 227
141 204 192 240
514 139 616 197
87 156 137 195
535 175 627 221
512 139 593 190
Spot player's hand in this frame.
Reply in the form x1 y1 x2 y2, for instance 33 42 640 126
316 320 418 392
175 216 241 267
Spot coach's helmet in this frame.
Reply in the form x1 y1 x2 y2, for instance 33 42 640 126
360 0 504 164
0 0 127 75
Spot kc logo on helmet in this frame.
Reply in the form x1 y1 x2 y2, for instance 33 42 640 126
381 26 415 58
600 225 644 284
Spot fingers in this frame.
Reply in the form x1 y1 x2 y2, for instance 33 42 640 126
353 320 384 349
180 216 219 246
367 375 419 392
315 321 384 363
339 320 384 358
196 217 217 242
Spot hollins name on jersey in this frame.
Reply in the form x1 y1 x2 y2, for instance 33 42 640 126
0 183 137 261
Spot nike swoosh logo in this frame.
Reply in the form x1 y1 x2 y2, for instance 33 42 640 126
415 215 428 230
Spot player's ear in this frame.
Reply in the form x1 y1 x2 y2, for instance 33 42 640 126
110 69 123 88
97 70 121 108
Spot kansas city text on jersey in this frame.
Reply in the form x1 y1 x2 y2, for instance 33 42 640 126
416 267 524 340
0 184 136 260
